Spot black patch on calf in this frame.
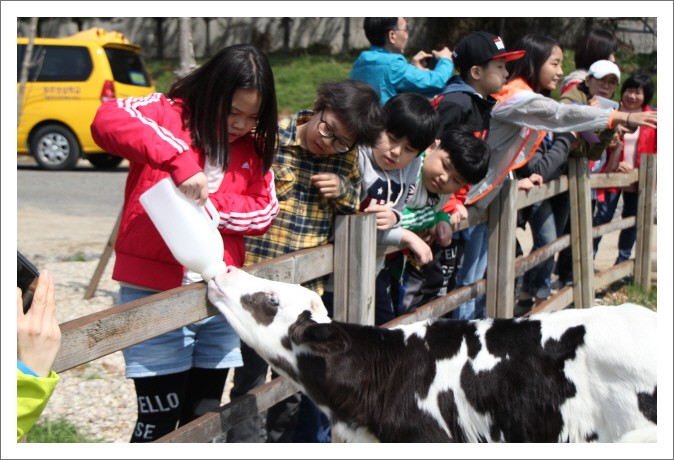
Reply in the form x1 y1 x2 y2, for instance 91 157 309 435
637 387 657 424
585 431 598 442
437 389 468 442
240 292 277 326
269 355 298 382
455 319 585 442
281 335 292 351
276 315 602 443
293 323 453 442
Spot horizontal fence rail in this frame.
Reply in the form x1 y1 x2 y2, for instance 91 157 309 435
52 156 655 442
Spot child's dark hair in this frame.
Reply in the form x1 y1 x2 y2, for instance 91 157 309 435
363 17 399 47
574 29 619 71
621 74 655 107
314 80 384 149
438 126 490 185
459 58 493 82
383 93 438 154
168 44 278 174
506 34 561 97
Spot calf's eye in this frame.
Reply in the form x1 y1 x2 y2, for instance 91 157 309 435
268 293 279 306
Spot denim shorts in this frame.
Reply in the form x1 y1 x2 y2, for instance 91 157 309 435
119 286 243 378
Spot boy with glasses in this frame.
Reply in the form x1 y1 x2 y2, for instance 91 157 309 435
350 17 454 104
227 79 384 443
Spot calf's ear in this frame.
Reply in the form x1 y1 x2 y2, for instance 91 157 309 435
299 322 351 355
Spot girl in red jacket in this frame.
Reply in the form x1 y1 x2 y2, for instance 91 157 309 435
91 44 279 442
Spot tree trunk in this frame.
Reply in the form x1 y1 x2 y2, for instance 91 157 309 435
341 17 350 55
18 17 38 127
204 17 212 58
282 17 291 54
176 17 198 77
155 17 165 59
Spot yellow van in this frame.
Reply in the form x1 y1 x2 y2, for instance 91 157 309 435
17 28 156 170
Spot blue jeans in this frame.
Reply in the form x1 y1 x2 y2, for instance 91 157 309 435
452 223 488 319
593 190 639 263
616 191 639 263
291 394 331 443
593 190 622 258
521 196 569 299
119 286 242 378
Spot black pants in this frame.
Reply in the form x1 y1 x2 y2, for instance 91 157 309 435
398 240 465 316
130 367 229 442
226 341 302 442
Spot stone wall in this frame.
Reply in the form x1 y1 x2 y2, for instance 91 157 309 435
16 17 657 59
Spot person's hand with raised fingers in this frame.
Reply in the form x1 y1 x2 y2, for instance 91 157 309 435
17 270 61 378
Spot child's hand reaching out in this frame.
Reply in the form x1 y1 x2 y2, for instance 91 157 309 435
310 173 341 199
450 204 468 231
364 204 398 231
401 229 433 266
518 173 543 191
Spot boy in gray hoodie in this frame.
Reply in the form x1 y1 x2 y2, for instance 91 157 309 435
346 92 438 327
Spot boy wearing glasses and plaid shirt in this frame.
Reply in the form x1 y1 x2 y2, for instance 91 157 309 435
228 79 383 443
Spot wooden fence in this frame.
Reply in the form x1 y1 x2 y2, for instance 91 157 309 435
53 155 656 443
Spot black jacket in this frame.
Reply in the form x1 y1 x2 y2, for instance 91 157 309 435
515 132 576 183
432 75 496 139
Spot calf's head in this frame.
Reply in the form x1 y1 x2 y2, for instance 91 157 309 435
208 267 351 377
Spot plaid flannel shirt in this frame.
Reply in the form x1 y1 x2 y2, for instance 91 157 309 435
245 110 361 294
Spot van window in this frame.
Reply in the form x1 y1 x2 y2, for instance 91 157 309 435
104 47 152 87
17 44 93 82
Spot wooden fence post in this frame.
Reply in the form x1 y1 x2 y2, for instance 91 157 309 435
485 178 518 318
333 212 377 325
497 179 518 318
485 190 501 319
332 213 376 442
567 157 594 308
83 209 122 299
634 154 656 292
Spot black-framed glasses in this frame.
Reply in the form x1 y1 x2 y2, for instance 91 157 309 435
318 110 354 153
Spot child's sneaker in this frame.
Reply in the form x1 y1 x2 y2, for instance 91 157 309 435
514 298 534 317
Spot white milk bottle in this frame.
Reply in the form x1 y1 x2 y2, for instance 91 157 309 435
140 177 226 281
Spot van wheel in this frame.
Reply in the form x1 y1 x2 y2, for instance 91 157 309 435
30 125 81 170
88 153 124 169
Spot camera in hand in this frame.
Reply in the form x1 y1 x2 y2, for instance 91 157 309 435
423 54 439 70
17 251 40 313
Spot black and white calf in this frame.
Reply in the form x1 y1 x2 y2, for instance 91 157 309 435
208 267 657 443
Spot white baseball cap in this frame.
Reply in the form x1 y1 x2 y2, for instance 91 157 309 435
587 60 621 84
